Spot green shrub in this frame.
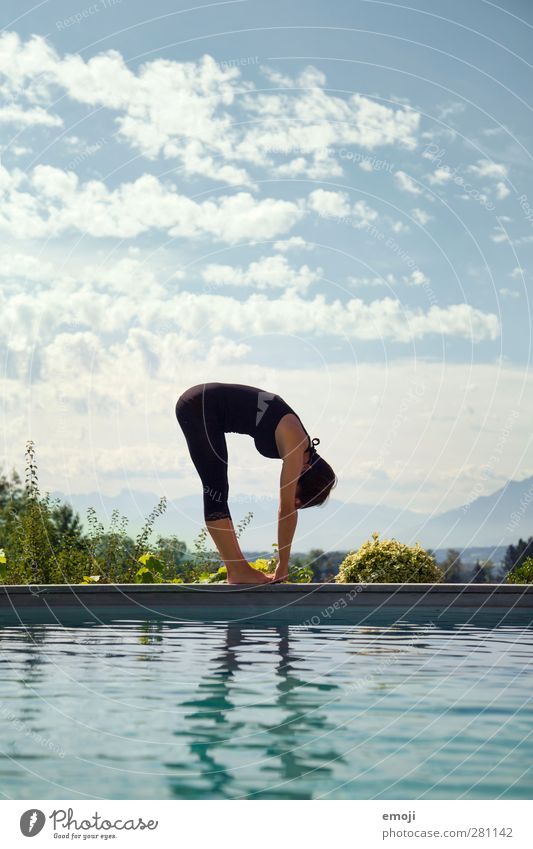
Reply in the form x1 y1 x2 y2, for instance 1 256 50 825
336 531 443 583
505 556 533 584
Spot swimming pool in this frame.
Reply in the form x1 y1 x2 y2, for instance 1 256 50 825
1 616 532 799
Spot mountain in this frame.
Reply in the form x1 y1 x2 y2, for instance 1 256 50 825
50 488 423 551
50 473 533 552
415 475 533 550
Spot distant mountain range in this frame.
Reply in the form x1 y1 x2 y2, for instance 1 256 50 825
51 473 533 557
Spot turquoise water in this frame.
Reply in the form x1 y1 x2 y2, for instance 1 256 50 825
0 618 532 799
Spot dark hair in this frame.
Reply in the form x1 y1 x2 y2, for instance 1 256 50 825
296 439 337 509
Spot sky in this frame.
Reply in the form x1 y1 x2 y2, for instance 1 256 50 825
1 0 532 533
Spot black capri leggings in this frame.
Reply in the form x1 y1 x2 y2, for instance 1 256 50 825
175 388 232 522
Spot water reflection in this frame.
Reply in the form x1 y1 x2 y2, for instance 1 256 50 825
165 624 339 799
0 618 532 799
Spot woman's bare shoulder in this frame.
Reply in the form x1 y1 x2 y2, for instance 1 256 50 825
275 414 308 458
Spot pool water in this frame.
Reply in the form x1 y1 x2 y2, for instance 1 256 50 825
0 618 532 799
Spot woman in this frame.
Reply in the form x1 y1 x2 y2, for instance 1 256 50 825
175 382 337 584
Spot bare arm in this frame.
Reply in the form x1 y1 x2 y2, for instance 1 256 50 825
277 506 298 576
276 437 305 579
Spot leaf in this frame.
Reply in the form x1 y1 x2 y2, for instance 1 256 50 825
140 570 154 583
138 553 164 572
134 565 155 583
138 552 152 565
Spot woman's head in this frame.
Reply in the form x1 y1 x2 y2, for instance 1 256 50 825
295 452 337 509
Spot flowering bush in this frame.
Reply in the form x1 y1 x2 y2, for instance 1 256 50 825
505 556 533 584
336 532 443 583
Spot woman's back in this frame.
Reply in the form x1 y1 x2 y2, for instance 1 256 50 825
176 382 307 458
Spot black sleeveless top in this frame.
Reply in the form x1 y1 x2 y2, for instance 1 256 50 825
185 382 311 459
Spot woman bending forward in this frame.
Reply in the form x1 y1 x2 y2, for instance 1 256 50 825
175 382 337 584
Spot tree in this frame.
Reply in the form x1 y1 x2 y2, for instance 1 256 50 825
0 465 24 508
49 502 87 551
439 549 465 582
308 547 329 580
153 534 188 571
471 559 494 583
503 536 533 575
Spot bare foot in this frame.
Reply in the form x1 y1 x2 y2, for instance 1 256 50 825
227 563 272 584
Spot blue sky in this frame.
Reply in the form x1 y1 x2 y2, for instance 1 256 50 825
1 0 532 527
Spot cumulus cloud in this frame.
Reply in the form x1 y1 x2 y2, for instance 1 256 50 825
495 181 510 199
468 159 508 180
0 32 420 185
467 159 510 199
394 170 422 194
273 236 314 252
0 164 304 241
411 207 432 226
201 254 322 293
426 167 452 185
402 269 431 286
307 189 378 228
0 254 499 354
0 103 62 127
348 274 396 288
307 189 351 218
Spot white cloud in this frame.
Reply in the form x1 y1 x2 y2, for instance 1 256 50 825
273 236 313 252
0 104 62 127
412 207 432 226
426 166 452 185
436 102 466 121
468 159 508 180
0 251 56 281
307 189 378 229
275 152 343 179
402 269 431 286
496 181 510 199
0 254 499 350
43 331 103 376
491 224 509 244
390 220 409 234
348 274 396 287
394 170 422 194
201 255 322 293
135 292 499 343
0 33 421 185
0 164 305 241
307 189 351 218
510 266 524 279
499 287 520 299
206 336 252 361
466 159 510 200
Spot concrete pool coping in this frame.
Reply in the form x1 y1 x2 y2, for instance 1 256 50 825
1 583 532 625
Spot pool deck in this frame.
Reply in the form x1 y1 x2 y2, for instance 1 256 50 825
1 583 532 625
